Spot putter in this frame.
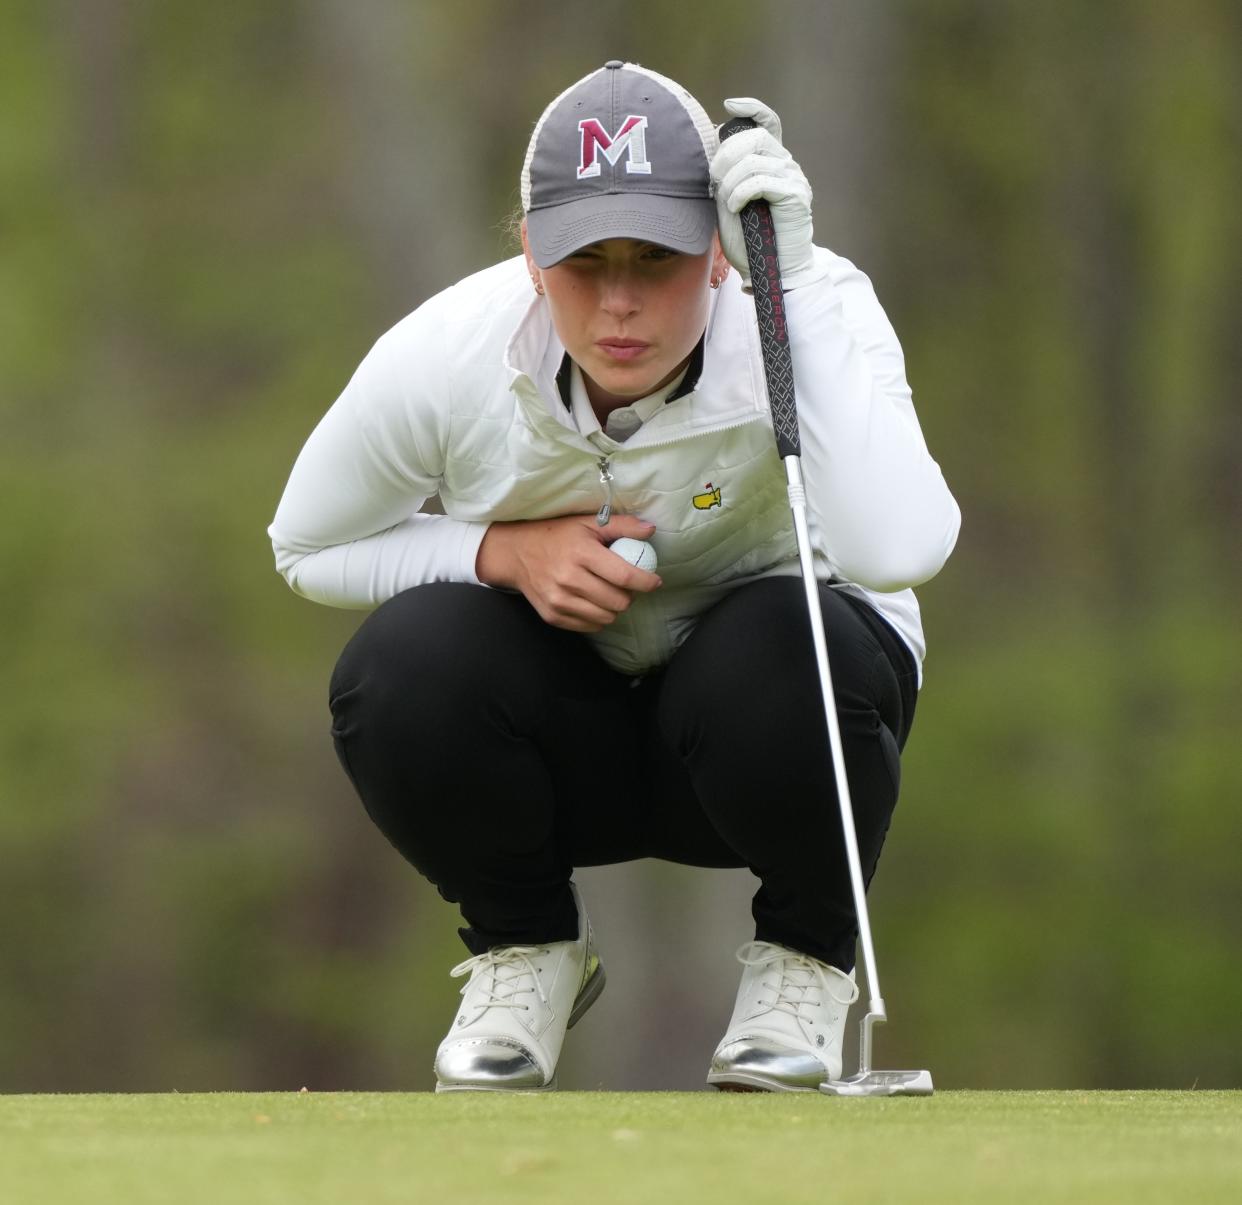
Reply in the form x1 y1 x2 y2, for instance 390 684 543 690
719 117 933 1098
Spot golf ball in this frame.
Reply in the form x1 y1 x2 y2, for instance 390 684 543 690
609 537 658 573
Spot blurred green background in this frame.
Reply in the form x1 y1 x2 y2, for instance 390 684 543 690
3 0 1240 1093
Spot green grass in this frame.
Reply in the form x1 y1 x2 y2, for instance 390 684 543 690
1 1091 1238 1204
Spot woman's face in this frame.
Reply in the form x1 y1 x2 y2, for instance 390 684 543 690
523 228 725 412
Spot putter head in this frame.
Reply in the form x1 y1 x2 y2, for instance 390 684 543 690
819 1069 934 1097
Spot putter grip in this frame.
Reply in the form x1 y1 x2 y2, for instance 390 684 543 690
718 116 800 459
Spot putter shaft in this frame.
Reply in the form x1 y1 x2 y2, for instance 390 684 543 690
784 456 886 1072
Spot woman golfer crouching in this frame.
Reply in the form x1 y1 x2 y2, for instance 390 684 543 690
268 62 959 1092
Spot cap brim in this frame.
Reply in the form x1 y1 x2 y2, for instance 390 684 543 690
526 193 717 268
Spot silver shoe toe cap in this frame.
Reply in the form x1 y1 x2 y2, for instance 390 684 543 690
708 1037 829 1091
435 1038 549 1092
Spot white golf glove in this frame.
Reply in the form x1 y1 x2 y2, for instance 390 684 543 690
710 98 825 291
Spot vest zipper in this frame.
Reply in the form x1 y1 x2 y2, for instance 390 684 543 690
595 456 614 525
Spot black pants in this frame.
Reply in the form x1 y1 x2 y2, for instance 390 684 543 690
329 577 917 971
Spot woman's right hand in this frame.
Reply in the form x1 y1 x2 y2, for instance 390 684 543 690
475 513 663 632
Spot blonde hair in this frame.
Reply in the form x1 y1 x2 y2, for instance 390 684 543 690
499 201 524 253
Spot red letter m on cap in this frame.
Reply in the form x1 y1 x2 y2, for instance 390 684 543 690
577 115 652 179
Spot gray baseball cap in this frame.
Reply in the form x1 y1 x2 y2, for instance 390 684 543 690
521 62 719 269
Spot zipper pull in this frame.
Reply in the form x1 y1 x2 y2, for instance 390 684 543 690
596 456 614 526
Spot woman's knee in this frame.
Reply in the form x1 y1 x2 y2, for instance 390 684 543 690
330 583 526 717
658 578 885 736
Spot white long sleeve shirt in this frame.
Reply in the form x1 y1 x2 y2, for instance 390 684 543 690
269 248 960 679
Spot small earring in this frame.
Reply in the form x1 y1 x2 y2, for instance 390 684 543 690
710 276 721 289
532 278 544 295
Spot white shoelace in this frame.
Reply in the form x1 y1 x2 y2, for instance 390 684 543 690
736 941 860 1043
450 945 551 1017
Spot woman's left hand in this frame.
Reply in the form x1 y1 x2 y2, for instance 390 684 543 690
711 98 824 290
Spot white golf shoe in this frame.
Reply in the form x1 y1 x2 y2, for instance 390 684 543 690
433 884 605 1092
707 940 859 1092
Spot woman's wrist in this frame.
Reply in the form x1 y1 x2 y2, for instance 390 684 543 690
476 522 515 588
